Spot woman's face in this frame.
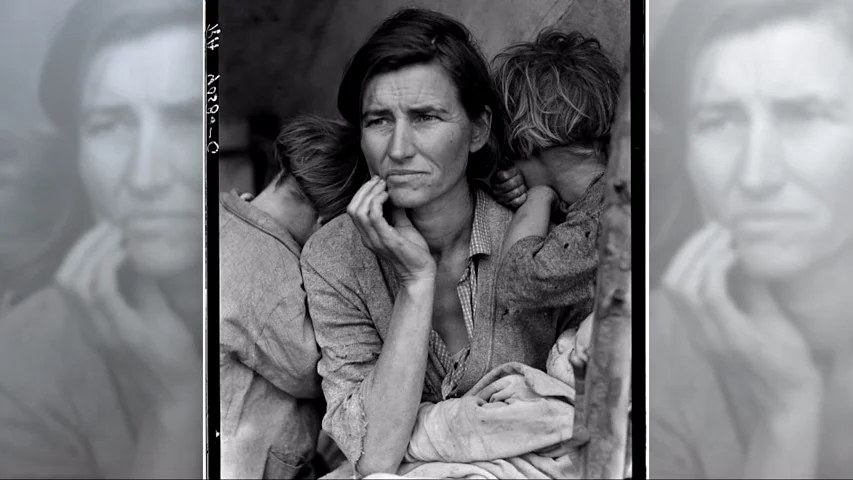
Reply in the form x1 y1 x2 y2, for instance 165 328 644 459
360 62 490 209
685 18 853 279
77 25 203 278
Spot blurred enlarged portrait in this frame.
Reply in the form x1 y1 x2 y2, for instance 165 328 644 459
0 1 204 478
650 1 853 478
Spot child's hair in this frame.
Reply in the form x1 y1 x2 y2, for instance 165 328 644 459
273 115 369 222
492 29 620 161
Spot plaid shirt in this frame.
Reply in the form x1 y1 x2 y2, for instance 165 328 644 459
428 189 491 399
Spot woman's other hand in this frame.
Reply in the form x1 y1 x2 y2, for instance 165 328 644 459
491 166 528 210
349 176 436 284
661 222 821 413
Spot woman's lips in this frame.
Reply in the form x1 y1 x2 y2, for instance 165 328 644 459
731 210 811 239
384 170 427 184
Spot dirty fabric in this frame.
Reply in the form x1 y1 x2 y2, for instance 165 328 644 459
398 362 582 479
322 363 582 479
496 175 605 311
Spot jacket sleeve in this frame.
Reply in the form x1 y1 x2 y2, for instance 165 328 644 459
496 209 601 310
301 256 384 469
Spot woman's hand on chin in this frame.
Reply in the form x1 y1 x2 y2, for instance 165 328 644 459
661 222 821 412
55 221 200 402
349 176 436 284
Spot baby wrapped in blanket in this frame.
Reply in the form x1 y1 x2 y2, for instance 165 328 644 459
360 314 632 480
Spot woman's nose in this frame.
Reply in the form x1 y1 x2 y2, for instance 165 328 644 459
736 120 785 196
125 122 172 194
387 121 415 163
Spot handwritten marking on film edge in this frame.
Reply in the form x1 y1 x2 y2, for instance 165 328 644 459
205 24 220 155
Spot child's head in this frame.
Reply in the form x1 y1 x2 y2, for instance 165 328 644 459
493 30 620 202
272 114 368 224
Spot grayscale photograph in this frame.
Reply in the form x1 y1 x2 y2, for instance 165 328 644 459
650 0 853 478
217 1 633 479
0 0 204 478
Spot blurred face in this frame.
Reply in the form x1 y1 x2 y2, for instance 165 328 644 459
686 18 853 279
78 25 203 278
516 147 605 204
360 63 489 209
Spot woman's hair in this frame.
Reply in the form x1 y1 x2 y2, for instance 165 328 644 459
273 115 368 222
0 125 92 303
492 29 621 161
39 0 201 133
652 0 853 130
336 7 506 182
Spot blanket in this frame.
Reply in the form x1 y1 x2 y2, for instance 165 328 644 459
324 362 582 479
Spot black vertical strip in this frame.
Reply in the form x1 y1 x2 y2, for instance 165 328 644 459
204 0 221 477
631 1 647 479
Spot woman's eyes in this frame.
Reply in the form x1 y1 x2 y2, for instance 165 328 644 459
364 114 439 128
364 118 390 128
415 114 439 123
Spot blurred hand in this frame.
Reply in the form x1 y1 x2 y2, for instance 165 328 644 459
55 222 199 401
661 222 821 414
491 167 528 210
348 176 436 285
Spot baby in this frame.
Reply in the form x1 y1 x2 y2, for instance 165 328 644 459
546 312 593 389
490 29 620 376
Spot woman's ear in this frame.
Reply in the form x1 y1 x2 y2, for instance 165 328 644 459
469 106 492 154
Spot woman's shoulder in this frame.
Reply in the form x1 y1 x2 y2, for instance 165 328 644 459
301 213 369 272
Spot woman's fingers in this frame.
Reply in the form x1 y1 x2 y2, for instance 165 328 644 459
348 176 381 215
349 177 384 248
366 190 394 246
681 225 730 302
662 223 733 351
91 245 132 339
58 224 123 305
56 223 113 287
661 222 724 294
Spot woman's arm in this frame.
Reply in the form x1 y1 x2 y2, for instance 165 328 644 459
305 176 438 476
360 278 435 475
742 390 822 479
302 258 435 477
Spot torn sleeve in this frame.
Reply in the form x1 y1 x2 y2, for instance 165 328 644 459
496 211 601 310
301 258 383 469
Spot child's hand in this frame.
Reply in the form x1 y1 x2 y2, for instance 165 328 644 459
491 167 528 209
569 313 594 396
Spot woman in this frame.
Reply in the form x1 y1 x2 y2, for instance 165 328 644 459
301 8 580 477
0 1 203 477
649 1 853 478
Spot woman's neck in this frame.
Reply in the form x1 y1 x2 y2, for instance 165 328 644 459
768 244 853 365
409 178 474 256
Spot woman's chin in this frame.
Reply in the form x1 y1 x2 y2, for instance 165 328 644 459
388 189 430 210
737 244 813 280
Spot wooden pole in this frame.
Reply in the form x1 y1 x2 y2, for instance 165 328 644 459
579 47 633 480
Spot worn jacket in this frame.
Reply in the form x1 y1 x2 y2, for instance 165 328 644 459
496 175 605 312
301 188 588 468
220 191 324 479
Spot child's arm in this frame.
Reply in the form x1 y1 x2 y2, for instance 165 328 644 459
500 186 558 258
496 177 605 310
